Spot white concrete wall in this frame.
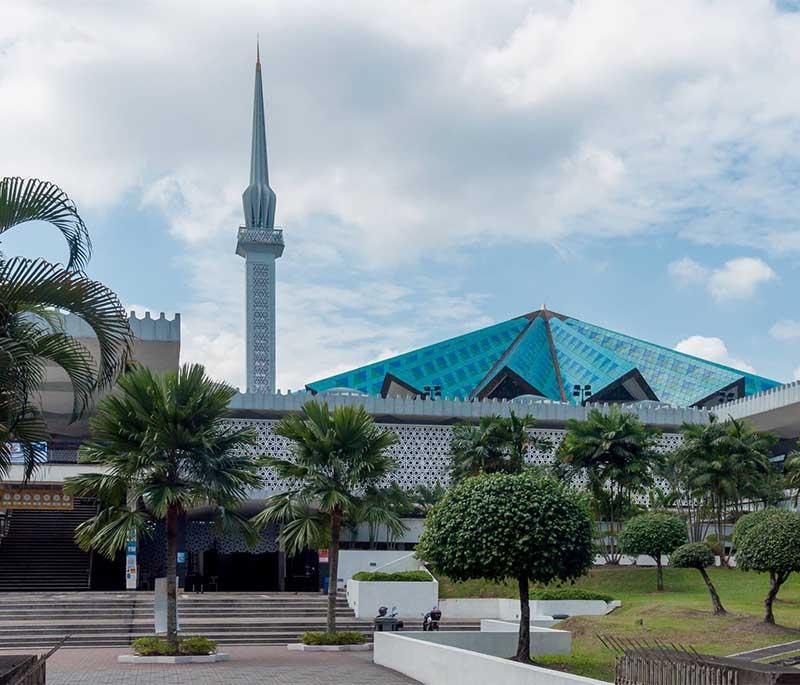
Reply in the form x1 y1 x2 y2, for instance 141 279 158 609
374 632 607 685
336 550 420 590
439 598 521 620
347 577 438 619
395 629 570 658
532 600 619 618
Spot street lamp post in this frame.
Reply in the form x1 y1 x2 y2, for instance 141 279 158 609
422 384 442 400
573 384 592 405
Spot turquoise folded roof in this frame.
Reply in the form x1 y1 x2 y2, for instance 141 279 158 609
305 309 782 407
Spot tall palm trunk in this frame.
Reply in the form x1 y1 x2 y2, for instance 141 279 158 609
327 509 342 633
513 575 530 662
165 504 179 646
655 555 664 591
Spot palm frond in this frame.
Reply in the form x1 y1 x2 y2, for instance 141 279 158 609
0 177 91 270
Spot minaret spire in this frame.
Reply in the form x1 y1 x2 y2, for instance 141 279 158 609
242 40 276 228
236 44 285 395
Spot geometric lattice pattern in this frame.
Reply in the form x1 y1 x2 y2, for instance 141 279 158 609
248 261 274 393
226 418 684 506
306 308 781 407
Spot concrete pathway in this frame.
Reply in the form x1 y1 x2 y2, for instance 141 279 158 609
0 646 419 684
729 639 800 662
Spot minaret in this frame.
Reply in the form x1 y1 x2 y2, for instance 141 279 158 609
236 43 284 393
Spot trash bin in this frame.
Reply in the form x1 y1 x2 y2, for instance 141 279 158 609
373 617 400 632
321 575 329 594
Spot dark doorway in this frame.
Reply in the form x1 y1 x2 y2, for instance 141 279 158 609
209 550 279 591
285 549 319 592
90 550 125 590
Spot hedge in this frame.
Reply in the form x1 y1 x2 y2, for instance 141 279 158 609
351 570 432 582
131 635 217 656
300 631 366 645
529 588 614 602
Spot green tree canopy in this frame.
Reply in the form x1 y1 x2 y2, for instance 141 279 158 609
64 363 262 646
251 401 405 633
417 472 594 662
618 512 687 591
671 542 726 615
733 508 800 624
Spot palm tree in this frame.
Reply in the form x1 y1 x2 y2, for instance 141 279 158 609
63 364 262 648
783 442 800 505
0 177 131 478
449 412 548 483
251 401 405 633
557 407 661 563
679 416 775 565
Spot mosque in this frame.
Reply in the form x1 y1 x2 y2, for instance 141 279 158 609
1 51 799 594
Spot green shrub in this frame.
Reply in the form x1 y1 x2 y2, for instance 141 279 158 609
131 635 217 656
670 542 715 570
351 570 431 582
300 631 366 645
179 635 217 655
131 636 177 656
529 587 614 602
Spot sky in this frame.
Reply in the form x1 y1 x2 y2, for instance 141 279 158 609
1 0 799 393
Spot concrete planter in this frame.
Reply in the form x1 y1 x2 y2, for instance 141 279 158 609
117 653 230 664
287 643 372 652
347 576 438 619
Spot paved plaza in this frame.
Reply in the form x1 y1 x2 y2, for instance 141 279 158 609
0 646 418 685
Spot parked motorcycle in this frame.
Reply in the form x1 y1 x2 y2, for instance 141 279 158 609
422 606 442 631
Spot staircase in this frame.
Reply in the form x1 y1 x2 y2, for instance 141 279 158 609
0 592 481 648
0 501 95 591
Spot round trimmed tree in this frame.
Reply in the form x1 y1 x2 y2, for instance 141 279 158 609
416 472 594 662
671 542 726 615
734 508 800 624
618 512 686 591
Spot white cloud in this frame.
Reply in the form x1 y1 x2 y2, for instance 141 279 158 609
667 257 709 287
770 319 800 340
675 335 756 373
6 1 800 260
795 365 800 381
668 256 776 301
707 257 777 301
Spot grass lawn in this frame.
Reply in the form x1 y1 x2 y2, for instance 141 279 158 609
439 567 800 682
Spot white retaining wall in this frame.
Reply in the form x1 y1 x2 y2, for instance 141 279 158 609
347 577 439 619
374 632 607 685
394 628 570 658
438 598 618 620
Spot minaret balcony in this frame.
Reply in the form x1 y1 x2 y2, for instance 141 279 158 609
236 226 285 258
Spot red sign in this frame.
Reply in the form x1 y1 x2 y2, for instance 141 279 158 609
318 549 329 563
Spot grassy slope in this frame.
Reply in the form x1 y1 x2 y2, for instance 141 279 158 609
439 567 800 682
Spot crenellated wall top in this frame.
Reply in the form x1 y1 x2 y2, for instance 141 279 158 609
62 311 180 342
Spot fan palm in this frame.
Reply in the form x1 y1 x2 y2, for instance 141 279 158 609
250 401 404 633
63 364 262 647
557 408 661 563
0 177 131 478
449 412 548 483
783 441 800 505
679 416 775 565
